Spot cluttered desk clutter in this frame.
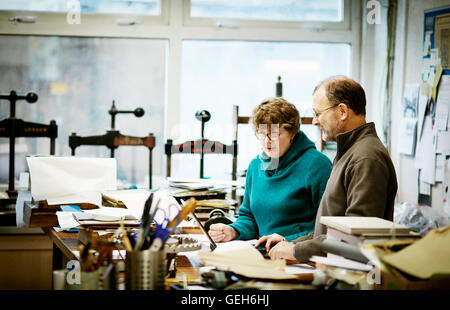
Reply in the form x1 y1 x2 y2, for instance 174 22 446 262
0 78 449 293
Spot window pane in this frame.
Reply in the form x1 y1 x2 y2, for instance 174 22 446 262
176 40 350 180
0 0 161 16
0 36 167 188
191 0 343 22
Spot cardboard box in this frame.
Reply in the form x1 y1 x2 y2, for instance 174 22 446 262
376 271 450 290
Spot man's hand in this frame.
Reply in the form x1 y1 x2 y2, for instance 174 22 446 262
254 233 286 253
208 223 238 242
268 241 296 261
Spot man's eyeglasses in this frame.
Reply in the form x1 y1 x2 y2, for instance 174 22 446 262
312 104 339 119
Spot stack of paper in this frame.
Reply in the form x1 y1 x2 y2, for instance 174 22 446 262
320 216 411 235
166 177 244 188
314 216 415 286
168 182 213 191
26 156 117 207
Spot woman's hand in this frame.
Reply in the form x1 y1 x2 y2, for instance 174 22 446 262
208 224 238 242
254 233 286 252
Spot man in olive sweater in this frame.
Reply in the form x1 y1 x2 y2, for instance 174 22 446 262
256 76 398 263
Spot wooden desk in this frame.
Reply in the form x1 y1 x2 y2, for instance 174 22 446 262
43 227 79 270
43 226 205 289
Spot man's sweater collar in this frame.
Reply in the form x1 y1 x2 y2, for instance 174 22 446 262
334 122 377 162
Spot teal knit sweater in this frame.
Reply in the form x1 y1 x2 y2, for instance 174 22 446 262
230 130 332 241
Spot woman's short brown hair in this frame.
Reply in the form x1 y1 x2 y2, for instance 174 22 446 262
252 97 300 135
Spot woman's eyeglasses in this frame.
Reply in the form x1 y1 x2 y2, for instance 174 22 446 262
255 130 282 141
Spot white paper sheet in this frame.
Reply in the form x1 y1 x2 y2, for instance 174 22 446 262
436 154 445 183
310 255 372 272
284 264 316 275
102 189 152 219
15 190 32 228
444 159 450 211
26 156 117 206
403 84 420 118
166 177 244 188
84 207 137 221
415 116 437 183
417 95 428 140
436 131 450 156
419 180 431 196
435 75 450 130
55 211 80 230
399 118 417 155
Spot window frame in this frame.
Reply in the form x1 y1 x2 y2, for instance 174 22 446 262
0 0 169 33
183 0 351 31
0 0 362 180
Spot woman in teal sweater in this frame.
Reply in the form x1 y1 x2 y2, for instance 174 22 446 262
209 98 332 242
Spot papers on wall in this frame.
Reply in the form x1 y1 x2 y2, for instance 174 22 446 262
417 94 429 140
444 159 450 215
403 84 420 119
432 64 443 102
415 116 437 185
398 118 417 155
419 180 431 196
435 75 450 130
436 130 450 156
423 31 432 57
26 156 117 207
436 154 445 183
435 13 450 69
399 84 420 156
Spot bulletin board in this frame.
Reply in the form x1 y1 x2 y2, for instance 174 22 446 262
415 6 450 207
423 7 450 74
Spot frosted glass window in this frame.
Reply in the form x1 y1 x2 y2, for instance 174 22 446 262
0 36 167 188
190 0 343 22
176 40 350 180
0 0 161 16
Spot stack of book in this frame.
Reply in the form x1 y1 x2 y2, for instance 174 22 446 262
310 216 420 287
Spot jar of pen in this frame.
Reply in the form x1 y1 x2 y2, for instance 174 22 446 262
62 240 117 290
123 194 197 290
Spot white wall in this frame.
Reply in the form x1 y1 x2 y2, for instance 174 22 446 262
360 0 389 144
390 0 450 211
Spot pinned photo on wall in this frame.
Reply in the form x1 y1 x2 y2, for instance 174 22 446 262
400 84 420 156
399 118 417 156
403 84 420 119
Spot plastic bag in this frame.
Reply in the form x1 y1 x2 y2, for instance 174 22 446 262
394 202 450 235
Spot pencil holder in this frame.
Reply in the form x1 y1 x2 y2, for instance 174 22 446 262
125 249 166 290
67 270 100 290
